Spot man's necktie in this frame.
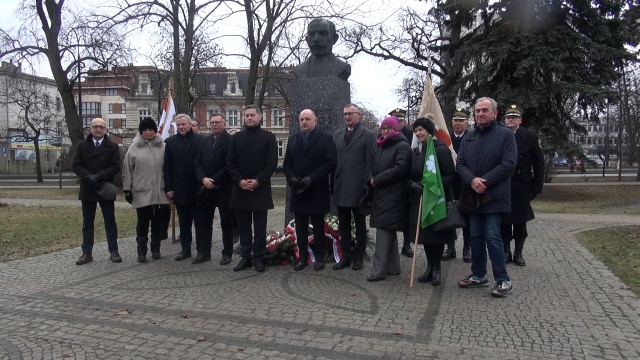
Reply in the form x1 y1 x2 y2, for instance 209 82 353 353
348 129 353 137
95 141 100 148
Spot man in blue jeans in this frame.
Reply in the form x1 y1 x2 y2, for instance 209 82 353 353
456 97 517 297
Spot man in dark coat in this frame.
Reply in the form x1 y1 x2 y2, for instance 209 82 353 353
332 104 376 271
164 114 205 262
194 112 234 265
443 109 472 263
226 105 278 273
456 97 517 298
501 105 545 266
389 108 415 258
284 109 337 271
72 118 121 265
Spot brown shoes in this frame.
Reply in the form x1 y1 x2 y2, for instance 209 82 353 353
75 253 93 265
110 252 122 263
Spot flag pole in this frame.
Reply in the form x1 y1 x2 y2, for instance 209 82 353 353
409 196 423 288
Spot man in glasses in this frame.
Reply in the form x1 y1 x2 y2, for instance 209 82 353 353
72 118 122 265
332 104 377 271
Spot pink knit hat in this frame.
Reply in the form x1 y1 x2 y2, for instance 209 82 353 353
380 116 399 131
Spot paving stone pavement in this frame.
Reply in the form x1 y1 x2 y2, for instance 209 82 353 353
1 204 640 360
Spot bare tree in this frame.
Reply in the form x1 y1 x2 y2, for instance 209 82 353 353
0 0 132 161
101 0 224 114
5 72 65 182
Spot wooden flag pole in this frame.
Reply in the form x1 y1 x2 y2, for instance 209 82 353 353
409 196 423 288
171 201 177 243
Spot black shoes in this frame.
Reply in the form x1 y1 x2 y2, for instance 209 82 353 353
367 275 385 282
442 248 456 261
137 253 146 263
333 258 351 270
417 265 433 283
175 252 191 261
431 268 441 286
254 259 265 272
75 253 93 265
294 259 308 271
233 258 252 271
462 248 472 263
513 253 525 266
110 252 122 263
314 258 325 271
151 251 161 260
220 255 232 265
401 244 414 258
192 253 211 264
352 258 364 270
505 250 513 264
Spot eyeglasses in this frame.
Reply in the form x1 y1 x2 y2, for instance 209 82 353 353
91 125 106 129
210 121 224 125
380 126 394 131
343 112 358 117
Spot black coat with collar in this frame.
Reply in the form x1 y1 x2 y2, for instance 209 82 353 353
226 124 278 211
163 130 205 205
503 126 545 224
283 128 337 214
72 134 121 202
194 130 232 209
449 129 467 199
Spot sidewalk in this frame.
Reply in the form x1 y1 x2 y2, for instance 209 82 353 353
0 206 639 359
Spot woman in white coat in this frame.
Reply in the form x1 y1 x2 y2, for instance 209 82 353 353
123 117 171 262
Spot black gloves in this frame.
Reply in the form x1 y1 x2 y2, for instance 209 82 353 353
295 177 312 195
85 174 103 190
409 181 423 195
124 191 133 204
290 177 302 188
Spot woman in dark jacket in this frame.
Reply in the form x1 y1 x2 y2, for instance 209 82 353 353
407 116 457 286
367 116 412 282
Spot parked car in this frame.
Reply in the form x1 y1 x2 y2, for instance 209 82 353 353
554 158 568 167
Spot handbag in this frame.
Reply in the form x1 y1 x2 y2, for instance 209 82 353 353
431 200 467 231
457 185 491 213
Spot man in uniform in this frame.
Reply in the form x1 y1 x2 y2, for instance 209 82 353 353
501 105 544 266
443 109 472 262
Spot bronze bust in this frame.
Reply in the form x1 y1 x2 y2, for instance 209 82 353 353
295 19 351 81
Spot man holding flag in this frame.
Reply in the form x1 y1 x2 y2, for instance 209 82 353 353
407 116 457 286
456 97 517 298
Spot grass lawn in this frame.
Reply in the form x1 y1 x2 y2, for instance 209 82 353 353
533 185 640 215
575 226 640 296
0 204 137 262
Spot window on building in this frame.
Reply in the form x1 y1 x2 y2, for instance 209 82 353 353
83 117 93 128
105 89 117 96
277 140 284 158
208 109 221 119
43 93 50 109
209 83 216 94
109 104 115 114
80 102 101 115
139 109 151 122
56 97 61 111
122 103 126 114
272 109 285 127
45 150 51 163
227 109 239 127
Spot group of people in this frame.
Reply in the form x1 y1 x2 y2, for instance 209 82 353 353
72 96 543 298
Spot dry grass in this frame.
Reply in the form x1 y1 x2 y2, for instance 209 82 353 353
576 226 640 296
0 204 137 262
533 185 640 215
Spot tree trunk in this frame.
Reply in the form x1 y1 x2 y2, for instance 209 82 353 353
34 135 43 183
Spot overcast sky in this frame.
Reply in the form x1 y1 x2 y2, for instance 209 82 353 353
1 0 427 119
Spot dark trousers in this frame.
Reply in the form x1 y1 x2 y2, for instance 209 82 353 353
81 200 118 254
424 243 445 269
135 205 164 241
337 206 367 260
235 210 268 260
176 204 203 255
159 204 171 239
200 205 235 257
500 222 528 252
294 213 326 260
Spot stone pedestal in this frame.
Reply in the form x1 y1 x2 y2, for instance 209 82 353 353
284 78 351 224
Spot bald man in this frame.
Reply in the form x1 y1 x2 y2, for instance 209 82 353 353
72 118 122 265
284 109 337 271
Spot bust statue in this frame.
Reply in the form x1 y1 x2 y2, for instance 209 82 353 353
295 18 351 81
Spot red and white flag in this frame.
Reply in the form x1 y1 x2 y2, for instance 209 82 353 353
158 93 176 139
417 75 455 160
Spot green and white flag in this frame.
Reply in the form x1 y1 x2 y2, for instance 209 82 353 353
421 135 447 228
